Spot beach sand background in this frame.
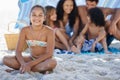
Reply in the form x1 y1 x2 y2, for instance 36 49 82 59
0 0 120 80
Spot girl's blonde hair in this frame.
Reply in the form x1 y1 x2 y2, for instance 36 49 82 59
45 6 56 26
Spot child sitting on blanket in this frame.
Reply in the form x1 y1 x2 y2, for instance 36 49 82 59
71 7 112 54
45 6 70 51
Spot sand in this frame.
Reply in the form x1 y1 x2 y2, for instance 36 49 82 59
0 50 120 80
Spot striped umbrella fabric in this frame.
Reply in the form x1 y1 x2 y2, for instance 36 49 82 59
16 0 120 29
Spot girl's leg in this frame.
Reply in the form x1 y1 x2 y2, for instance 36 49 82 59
31 58 57 73
55 41 66 50
3 56 57 73
3 56 31 70
100 37 112 54
55 29 70 51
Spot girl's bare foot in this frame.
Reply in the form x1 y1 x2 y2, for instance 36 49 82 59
105 50 112 54
71 46 80 54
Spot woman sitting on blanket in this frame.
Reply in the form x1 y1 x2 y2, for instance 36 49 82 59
45 6 70 51
71 7 112 54
3 5 57 74
56 0 79 50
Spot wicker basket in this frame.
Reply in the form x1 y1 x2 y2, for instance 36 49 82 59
4 21 27 50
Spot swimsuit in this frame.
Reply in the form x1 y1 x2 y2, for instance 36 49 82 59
65 22 73 37
26 40 47 47
81 39 103 52
26 40 47 60
26 26 47 47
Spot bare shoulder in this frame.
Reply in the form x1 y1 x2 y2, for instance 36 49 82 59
20 26 30 33
44 25 54 34
44 25 53 31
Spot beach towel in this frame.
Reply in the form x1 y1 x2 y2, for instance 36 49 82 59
81 39 103 52
54 47 120 55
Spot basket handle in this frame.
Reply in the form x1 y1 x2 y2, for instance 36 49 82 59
8 20 27 32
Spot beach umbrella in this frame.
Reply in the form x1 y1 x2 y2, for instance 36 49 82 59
16 0 120 29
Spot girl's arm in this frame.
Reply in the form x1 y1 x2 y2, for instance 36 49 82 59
94 27 106 43
16 27 27 65
59 20 65 29
69 17 79 46
91 27 106 52
76 23 89 45
79 23 89 36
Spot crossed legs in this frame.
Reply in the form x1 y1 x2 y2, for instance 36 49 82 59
3 56 57 73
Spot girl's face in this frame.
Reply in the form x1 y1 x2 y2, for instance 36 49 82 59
30 7 45 26
50 10 57 21
63 0 73 14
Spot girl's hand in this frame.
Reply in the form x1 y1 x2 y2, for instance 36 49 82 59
20 62 32 73
77 35 84 45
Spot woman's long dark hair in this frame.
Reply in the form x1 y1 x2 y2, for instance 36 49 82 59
88 7 105 26
56 0 78 28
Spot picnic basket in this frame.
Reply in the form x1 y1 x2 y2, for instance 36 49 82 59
4 21 28 50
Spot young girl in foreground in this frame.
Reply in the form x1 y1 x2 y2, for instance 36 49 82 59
72 7 112 54
45 6 70 51
3 5 57 73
